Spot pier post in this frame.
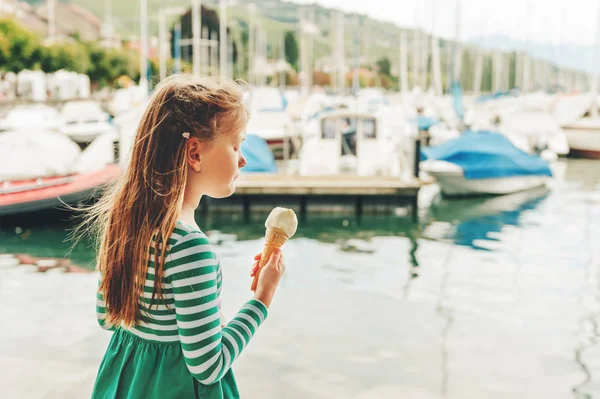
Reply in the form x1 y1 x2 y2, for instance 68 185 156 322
414 138 421 178
243 195 251 224
299 195 307 223
410 196 418 223
355 195 363 222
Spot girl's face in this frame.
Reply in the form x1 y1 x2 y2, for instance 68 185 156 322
192 126 247 199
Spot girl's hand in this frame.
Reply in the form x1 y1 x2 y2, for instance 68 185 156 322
252 249 285 308
250 252 262 277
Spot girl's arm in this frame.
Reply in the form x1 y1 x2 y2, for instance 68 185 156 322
166 231 268 385
96 273 117 331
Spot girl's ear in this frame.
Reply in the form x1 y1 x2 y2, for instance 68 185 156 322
186 138 203 172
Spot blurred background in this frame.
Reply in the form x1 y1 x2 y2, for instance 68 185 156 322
1 0 600 398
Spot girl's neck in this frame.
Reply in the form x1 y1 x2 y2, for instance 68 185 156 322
179 196 201 229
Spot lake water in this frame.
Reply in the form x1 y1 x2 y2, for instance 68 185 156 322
1 158 600 398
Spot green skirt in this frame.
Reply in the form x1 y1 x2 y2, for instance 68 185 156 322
91 329 240 399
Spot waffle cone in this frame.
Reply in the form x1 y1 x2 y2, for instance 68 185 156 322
251 228 289 291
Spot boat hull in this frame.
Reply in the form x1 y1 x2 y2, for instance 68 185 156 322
562 124 600 159
0 164 120 216
427 170 548 196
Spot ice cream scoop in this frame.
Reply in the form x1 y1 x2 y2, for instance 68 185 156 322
250 207 298 291
264 207 298 237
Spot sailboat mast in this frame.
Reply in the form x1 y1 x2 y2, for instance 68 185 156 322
451 0 462 85
591 0 600 117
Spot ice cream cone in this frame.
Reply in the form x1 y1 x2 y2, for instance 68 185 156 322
251 227 289 292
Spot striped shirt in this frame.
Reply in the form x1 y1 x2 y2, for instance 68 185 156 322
96 221 268 384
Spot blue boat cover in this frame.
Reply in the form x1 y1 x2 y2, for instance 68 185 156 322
241 134 277 173
420 131 553 180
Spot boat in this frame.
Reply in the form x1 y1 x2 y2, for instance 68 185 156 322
0 130 81 180
112 99 150 170
0 104 64 132
0 130 120 216
0 164 120 216
240 134 277 173
421 131 553 196
499 111 570 156
244 87 292 159
553 94 600 159
561 118 600 159
58 100 117 145
297 108 415 178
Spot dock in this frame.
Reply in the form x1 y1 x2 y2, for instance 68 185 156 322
199 173 423 222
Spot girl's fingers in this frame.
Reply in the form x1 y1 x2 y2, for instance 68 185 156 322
253 253 261 261
250 262 260 276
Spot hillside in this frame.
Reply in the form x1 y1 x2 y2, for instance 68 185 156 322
471 35 595 74
24 0 427 63
21 0 586 92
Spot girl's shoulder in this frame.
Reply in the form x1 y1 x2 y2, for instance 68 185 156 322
171 221 211 245
166 221 216 263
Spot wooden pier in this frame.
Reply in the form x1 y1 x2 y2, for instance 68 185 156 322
199 173 423 222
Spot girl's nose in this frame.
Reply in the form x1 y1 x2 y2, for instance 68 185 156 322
239 154 247 168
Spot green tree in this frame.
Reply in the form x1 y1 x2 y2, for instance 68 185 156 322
0 17 146 87
376 57 391 76
86 45 111 85
284 31 298 71
0 18 41 72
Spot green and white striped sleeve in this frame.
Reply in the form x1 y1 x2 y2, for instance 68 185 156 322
165 231 268 385
96 273 117 331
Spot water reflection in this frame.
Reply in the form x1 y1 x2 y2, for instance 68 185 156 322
437 244 455 397
423 186 550 250
572 191 598 399
0 183 555 273
1 159 600 397
0 210 423 271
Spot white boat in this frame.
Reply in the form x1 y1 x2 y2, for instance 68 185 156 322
499 111 570 156
421 131 553 196
107 85 149 117
0 130 81 181
561 118 600 159
113 100 150 170
58 100 116 144
245 87 292 159
552 94 600 158
297 108 416 178
0 104 63 132
421 160 549 196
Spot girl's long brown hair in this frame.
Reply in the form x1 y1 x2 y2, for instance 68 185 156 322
74 75 248 327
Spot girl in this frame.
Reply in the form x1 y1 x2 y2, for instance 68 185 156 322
85 75 285 398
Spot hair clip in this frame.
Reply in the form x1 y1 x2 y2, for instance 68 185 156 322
182 132 190 139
